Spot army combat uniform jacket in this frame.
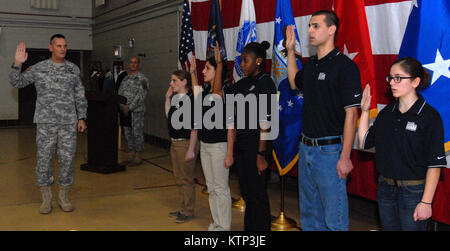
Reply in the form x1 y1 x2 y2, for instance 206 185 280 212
118 72 149 113
9 59 87 124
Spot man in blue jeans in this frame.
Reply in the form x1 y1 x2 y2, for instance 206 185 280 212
286 10 362 230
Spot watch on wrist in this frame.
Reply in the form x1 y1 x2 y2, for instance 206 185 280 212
257 151 266 157
11 63 20 70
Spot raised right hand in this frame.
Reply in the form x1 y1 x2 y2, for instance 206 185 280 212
285 26 296 52
15 42 28 65
165 86 173 99
361 84 371 112
213 41 223 64
189 55 197 75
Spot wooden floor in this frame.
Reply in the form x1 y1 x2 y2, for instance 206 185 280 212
0 126 380 231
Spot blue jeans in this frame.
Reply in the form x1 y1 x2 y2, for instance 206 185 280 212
377 176 428 231
298 136 348 231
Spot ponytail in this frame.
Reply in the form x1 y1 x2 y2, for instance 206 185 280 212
242 41 271 69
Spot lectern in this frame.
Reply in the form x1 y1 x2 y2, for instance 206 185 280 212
80 91 126 174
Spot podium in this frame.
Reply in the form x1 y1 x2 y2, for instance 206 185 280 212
80 91 127 174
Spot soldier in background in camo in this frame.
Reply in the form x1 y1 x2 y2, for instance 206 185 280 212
118 56 150 166
9 34 87 214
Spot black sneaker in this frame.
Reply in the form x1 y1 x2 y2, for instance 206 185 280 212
175 213 193 223
169 211 181 218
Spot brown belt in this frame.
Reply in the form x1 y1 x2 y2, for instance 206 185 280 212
381 176 425 187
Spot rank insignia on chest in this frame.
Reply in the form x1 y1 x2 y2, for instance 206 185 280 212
405 121 417 132
318 72 326 80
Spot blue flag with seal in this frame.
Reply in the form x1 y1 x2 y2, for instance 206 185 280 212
233 0 257 82
398 0 450 155
206 0 227 62
271 0 303 176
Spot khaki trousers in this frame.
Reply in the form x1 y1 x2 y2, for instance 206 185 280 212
170 140 198 216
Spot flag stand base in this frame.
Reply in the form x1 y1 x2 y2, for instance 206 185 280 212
232 197 246 212
202 186 209 195
271 175 300 230
271 212 298 231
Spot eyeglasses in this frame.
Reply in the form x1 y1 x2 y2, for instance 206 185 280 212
386 76 415 83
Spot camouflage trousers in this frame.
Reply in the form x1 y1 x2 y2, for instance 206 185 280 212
36 123 77 187
124 111 145 152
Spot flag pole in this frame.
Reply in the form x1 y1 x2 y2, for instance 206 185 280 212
271 175 298 230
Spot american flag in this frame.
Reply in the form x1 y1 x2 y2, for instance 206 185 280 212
178 0 195 70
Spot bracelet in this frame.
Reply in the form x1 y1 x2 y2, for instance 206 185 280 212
420 201 432 205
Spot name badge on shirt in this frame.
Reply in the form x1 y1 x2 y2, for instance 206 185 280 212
406 121 417 132
318 72 326 80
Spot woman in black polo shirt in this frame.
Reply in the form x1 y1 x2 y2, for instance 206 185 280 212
165 70 198 223
358 57 446 231
189 43 235 231
226 41 277 231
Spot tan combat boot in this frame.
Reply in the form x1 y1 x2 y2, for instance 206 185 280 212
58 186 74 212
128 152 143 166
39 186 52 214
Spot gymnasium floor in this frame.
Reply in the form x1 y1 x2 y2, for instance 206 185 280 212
0 126 380 231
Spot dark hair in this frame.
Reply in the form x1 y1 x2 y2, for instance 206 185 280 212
205 56 229 83
242 41 271 69
50 34 66 44
312 10 339 39
171 69 192 91
391 57 431 91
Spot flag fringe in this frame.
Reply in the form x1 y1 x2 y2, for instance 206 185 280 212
272 150 298 176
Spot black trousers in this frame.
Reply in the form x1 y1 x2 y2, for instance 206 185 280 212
236 133 271 231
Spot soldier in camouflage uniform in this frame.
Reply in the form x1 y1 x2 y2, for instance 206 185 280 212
118 57 149 166
9 34 87 214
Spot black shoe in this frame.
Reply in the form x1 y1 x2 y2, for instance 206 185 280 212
175 213 193 223
169 211 181 218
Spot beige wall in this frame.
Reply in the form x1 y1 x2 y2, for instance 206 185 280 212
0 0 181 140
0 0 92 120
92 0 182 140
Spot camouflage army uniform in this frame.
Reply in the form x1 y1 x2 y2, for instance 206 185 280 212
9 59 87 187
118 72 149 153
